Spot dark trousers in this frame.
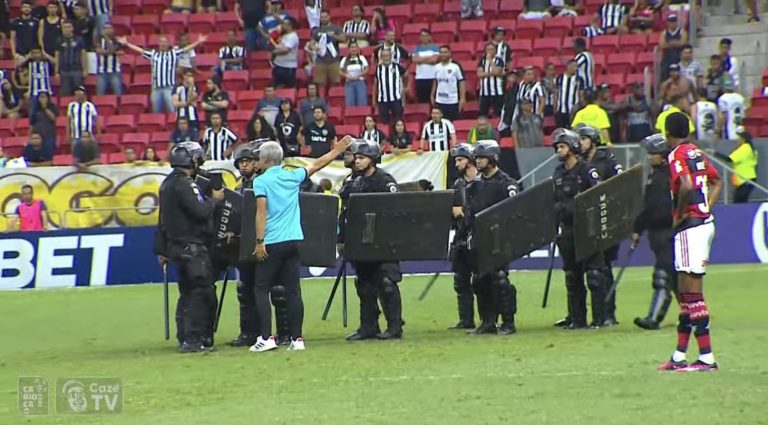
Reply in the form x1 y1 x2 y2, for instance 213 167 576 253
473 266 517 327
352 261 402 334
603 244 620 319
555 112 571 129
557 229 607 326
378 100 403 126
174 244 217 345
544 104 554 117
59 70 84 97
253 241 303 339
436 102 460 122
646 227 677 322
236 262 259 337
450 244 475 326
415 79 433 104
272 66 297 88
479 95 504 118
734 182 755 203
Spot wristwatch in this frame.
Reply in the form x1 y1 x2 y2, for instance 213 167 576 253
256 238 264 245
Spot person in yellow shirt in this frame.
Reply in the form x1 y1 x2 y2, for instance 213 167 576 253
713 126 758 203
656 95 694 136
571 89 612 145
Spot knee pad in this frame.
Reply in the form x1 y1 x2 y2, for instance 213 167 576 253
586 269 605 289
381 277 399 296
492 270 510 288
652 268 669 290
270 285 287 304
564 270 580 287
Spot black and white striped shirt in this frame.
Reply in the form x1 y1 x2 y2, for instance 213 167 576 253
67 101 98 140
361 128 386 145
174 84 198 122
343 19 370 38
495 42 512 66
203 126 238 161
581 26 605 38
599 2 628 29
375 62 406 103
517 81 546 115
97 37 121 74
421 119 455 152
142 48 183 89
374 43 409 65
86 0 110 16
478 56 504 97
541 77 555 108
218 45 245 63
575 51 595 89
555 73 584 114
29 61 52 97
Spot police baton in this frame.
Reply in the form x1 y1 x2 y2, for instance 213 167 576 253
542 240 556 308
322 259 347 321
418 273 441 301
341 263 348 327
162 263 170 341
605 245 635 302
214 267 231 333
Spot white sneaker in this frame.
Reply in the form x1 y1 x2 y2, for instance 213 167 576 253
249 336 278 353
287 337 306 351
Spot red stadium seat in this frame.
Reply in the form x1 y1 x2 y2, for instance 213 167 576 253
228 110 252 128
606 52 636 74
402 23 424 45
751 89 768 108
452 42 477 61
120 94 150 115
533 37 562 58
142 0 168 15
160 14 189 35
58 96 76 110
189 13 216 34
544 17 574 38
759 125 768 137
0 119 16 138
636 51 655 71
499 136 515 149
335 124 362 136
515 20 543 39
274 88 297 102
459 21 488 43
223 70 250 91
216 12 242 32
132 15 160 35
248 69 272 88
93 95 118 116
344 106 371 124
510 39 532 56
53 154 73 166
121 133 151 152
516 56 545 73
137 114 167 133
196 53 219 69
126 34 146 47
498 0 524 18
106 115 137 133
573 15 592 35
203 32 228 54
431 22 458 44
619 33 647 53
413 4 438 23
624 73 645 92
600 74 625 97
404 103 430 124
148 34 177 49
442 2 463 22
115 0 141 16
98 134 121 154
387 4 413 22
235 90 264 110
328 86 345 104
110 16 132 35
108 152 126 164
463 100 479 120
489 19 516 33
591 35 619 55
55 116 68 141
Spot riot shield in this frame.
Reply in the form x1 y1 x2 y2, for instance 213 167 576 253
573 164 644 262
343 191 454 262
473 179 556 276
240 190 339 266
196 174 242 265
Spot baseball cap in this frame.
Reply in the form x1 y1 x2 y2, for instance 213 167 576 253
632 81 643 89
493 26 506 34
668 63 681 71
597 83 610 91
667 14 678 22
74 85 86 93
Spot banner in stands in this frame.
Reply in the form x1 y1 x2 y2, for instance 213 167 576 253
1 203 766 290
0 152 447 231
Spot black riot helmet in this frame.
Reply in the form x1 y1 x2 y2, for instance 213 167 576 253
233 144 257 168
450 143 474 161
473 140 501 163
354 140 381 160
551 128 581 153
574 123 602 148
170 141 205 168
248 139 268 159
640 134 670 154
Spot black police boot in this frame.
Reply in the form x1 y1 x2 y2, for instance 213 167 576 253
229 334 257 347
378 280 403 340
497 323 517 335
633 317 661 330
376 328 403 340
564 322 588 330
202 335 214 348
346 326 381 341
468 321 497 335
553 317 572 327
179 341 213 353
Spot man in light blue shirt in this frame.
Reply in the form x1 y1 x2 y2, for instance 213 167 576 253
249 137 351 353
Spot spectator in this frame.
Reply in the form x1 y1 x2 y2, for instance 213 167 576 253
304 0 321 30
0 0 8 58
571 89 611 144
235 0 266 52
22 132 52 166
520 0 551 19
10 185 49 231
271 18 299 88
372 30 410 66
412 29 439 104
0 147 6 168
37 1 61 61
654 95 693 136
432 45 465 122
517 66 545 118
541 63 556 117
621 82 655 143
11 1 39 61
1 79 22 119
118 34 206 114
498 70 521 136
72 2 95 53
23 47 53 118
340 42 369 107
73 131 101 169
176 33 197 73
372 48 406 125
31 91 57 155
300 106 336 157
370 8 394 45
256 84 281 129
490 27 511 69
198 0 221 13
143 146 164 163
258 0 289 51
581 21 605 39
691 88 719 142
477 42 505 118
598 83 621 143
201 76 230 126
173 69 199 129
549 0 578 17
218 30 246 72
95 23 122 95
67 86 99 142
679 44 704 89
596 0 629 34
274 98 302 156
11 67 30 99
659 15 687 81
388 119 413 152
167 0 193 14
718 38 739 89
574 38 594 89
247 114 276 142
659 63 695 108
361 115 386 145
554 59 585 129
461 0 484 19
55 20 87 96
309 10 345 91
717 75 746 141
342 5 370 48
298 82 327 125
420 107 456 152
721 127 758 202
628 0 657 34
468 115 498 143
123 146 139 164
704 54 726 103
169 117 199 151
202 111 238 160
513 98 544 148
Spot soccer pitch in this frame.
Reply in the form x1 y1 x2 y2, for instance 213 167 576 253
2 264 767 424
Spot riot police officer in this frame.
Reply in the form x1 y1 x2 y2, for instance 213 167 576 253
449 143 478 330
551 129 608 329
339 141 404 341
154 141 220 352
632 134 678 330
466 140 520 335
575 124 623 326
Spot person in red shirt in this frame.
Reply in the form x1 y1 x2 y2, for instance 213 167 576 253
659 112 723 372
11 185 49 232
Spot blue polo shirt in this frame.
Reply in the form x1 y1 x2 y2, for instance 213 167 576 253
252 166 307 245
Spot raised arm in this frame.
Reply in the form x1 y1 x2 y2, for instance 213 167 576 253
305 135 353 176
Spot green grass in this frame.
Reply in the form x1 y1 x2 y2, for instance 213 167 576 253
2 264 768 424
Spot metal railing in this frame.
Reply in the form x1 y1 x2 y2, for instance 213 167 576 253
702 150 768 204
1 211 63 232
62 206 158 229
519 154 558 187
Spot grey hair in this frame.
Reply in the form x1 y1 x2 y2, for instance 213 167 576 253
258 141 283 166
